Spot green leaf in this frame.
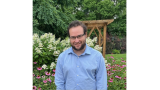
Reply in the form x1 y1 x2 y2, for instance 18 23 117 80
35 55 39 59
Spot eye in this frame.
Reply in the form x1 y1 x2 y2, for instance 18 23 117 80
77 35 81 38
72 37 76 39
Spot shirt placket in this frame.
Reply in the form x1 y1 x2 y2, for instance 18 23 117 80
76 56 80 90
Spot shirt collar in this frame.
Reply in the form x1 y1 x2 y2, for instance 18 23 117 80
68 44 91 55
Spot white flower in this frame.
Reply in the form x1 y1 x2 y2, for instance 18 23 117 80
54 38 61 45
53 50 60 56
55 58 58 62
53 47 56 50
42 64 48 69
49 37 55 43
39 43 43 47
40 33 48 39
107 63 111 66
94 45 102 52
36 38 41 43
47 44 53 49
50 65 53 69
51 62 56 66
35 47 42 54
33 33 39 41
92 37 97 43
104 60 107 64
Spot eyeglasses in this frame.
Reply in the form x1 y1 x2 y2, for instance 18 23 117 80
70 34 85 40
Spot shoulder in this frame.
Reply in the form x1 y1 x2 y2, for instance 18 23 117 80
58 47 71 58
88 46 102 57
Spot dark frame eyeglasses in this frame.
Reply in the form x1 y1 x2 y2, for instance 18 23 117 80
70 34 85 40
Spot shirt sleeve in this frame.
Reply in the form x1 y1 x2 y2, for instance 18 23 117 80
96 54 107 90
55 55 65 90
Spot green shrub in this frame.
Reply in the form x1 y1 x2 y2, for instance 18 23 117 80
112 49 120 54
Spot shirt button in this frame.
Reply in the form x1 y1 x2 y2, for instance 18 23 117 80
77 84 78 85
77 75 79 76
77 66 79 67
78 57 79 58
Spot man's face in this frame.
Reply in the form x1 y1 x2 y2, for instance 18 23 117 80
69 26 87 51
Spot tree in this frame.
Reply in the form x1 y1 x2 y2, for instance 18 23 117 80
33 0 80 39
75 0 126 37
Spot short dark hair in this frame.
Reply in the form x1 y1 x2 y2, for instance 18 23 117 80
67 20 87 37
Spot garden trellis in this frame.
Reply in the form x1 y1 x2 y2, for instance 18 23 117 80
81 19 114 58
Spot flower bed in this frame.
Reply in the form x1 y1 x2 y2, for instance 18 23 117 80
106 56 126 90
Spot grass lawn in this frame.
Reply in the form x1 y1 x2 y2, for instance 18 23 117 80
105 53 126 60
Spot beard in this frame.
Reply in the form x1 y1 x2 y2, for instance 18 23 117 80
71 40 86 51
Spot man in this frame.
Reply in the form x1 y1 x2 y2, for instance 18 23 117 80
55 20 107 90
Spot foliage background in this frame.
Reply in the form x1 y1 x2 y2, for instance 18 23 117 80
33 0 126 53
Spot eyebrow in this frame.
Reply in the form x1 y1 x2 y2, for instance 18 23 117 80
70 34 84 37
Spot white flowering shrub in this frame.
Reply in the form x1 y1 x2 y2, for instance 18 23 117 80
33 33 104 68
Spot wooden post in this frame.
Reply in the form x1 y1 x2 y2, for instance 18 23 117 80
99 32 101 45
103 23 107 58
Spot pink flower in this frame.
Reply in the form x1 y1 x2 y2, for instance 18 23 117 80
42 75 45 78
33 62 37 64
110 56 114 59
121 58 123 59
109 80 113 82
120 66 124 68
106 66 111 70
38 87 41 90
112 60 115 62
108 78 113 82
112 69 116 71
107 72 114 76
43 80 47 83
44 71 48 74
124 77 126 79
45 72 51 76
115 75 119 78
52 73 55 76
37 67 42 70
53 69 56 72
115 75 122 79
36 75 41 79
107 71 111 73
47 78 51 81
33 86 37 90
122 65 126 67
121 60 126 62
111 66 115 68
110 78 113 80
115 64 120 67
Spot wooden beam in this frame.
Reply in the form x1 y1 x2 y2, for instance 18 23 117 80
85 23 105 29
103 23 107 58
99 33 101 46
93 29 98 38
88 26 95 37
81 19 114 24
95 25 103 38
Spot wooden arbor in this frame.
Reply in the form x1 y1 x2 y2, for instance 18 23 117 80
81 19 114 58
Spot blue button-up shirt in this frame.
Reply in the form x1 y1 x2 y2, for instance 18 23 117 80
55 44 107 90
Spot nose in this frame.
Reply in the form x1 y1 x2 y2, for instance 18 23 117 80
75 37 79 42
